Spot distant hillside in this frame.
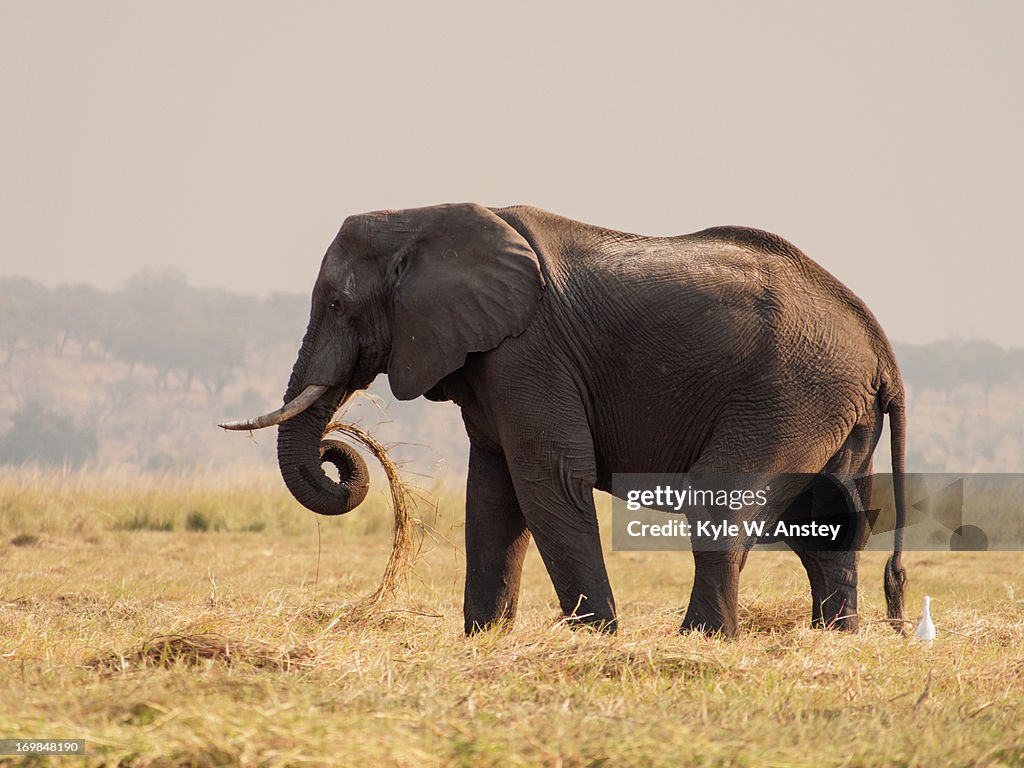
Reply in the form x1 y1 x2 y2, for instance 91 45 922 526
0 272 469 482
1 274 1021 476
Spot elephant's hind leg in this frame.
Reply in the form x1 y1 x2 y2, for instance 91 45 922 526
680 438 843 638
791 530 862 630
789 412 882 632
786 478 864 631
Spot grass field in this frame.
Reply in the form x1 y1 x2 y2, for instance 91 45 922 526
1 468 1022 767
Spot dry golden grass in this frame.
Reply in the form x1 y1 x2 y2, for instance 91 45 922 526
1 468 1023 767
321 420 419 623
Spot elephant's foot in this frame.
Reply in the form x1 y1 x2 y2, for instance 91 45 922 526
810 589 859 632
813 612 859 632
680 587 740 637
556 591 618 634
682 549 743 638
561 612 618 634
679 609 738 638
796 550 860 633
464 598 519 635
464 615 516 636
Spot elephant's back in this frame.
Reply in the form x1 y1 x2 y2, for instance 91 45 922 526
496 207 903 411
684 225 806 262
687 225 905 416
683 225 897 353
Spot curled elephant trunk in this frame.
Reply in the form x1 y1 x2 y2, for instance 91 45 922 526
275 386 370 517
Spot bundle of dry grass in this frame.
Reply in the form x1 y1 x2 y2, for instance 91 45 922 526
320 418 422 626
91 633 316 672
739 594 809 634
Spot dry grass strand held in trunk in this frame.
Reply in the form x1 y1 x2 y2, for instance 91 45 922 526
321 419 420 625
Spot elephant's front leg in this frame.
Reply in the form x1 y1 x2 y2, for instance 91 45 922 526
463 443 532 634
505 444 617 633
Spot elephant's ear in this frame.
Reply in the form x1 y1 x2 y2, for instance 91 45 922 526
387 203 545 400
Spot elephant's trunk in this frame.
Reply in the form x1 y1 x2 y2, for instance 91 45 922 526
276 386 370 516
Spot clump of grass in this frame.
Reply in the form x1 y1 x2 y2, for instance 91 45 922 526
185 509 227 532
185 510 209 531
739 593 809 634
543 647 720 682
10 533 39 546
115 510 175 532
92 633 316 672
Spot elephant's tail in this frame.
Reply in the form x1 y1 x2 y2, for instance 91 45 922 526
883 397 908 635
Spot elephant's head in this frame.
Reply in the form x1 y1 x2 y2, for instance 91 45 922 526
221 203 544 516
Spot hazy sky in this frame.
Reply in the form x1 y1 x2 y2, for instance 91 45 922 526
1 2 1021 345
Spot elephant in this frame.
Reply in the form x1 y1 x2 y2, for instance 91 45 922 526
222 203 909 637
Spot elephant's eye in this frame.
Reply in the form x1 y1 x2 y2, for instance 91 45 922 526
329 299 342 313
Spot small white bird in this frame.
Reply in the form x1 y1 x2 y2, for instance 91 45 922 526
915 595 936 641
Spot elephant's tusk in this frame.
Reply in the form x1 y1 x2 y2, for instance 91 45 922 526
219 384 331 430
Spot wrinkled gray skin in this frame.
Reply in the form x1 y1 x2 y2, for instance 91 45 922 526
262 203 909 637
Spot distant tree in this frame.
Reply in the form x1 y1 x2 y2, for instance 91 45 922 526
0 401 99 468
52 283 108 358
186 288 247 397
95 270 254 397
896 339 1024 394
1010 348 1024 385
255 292 310 346
105 269 192 386
0 278 60 363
